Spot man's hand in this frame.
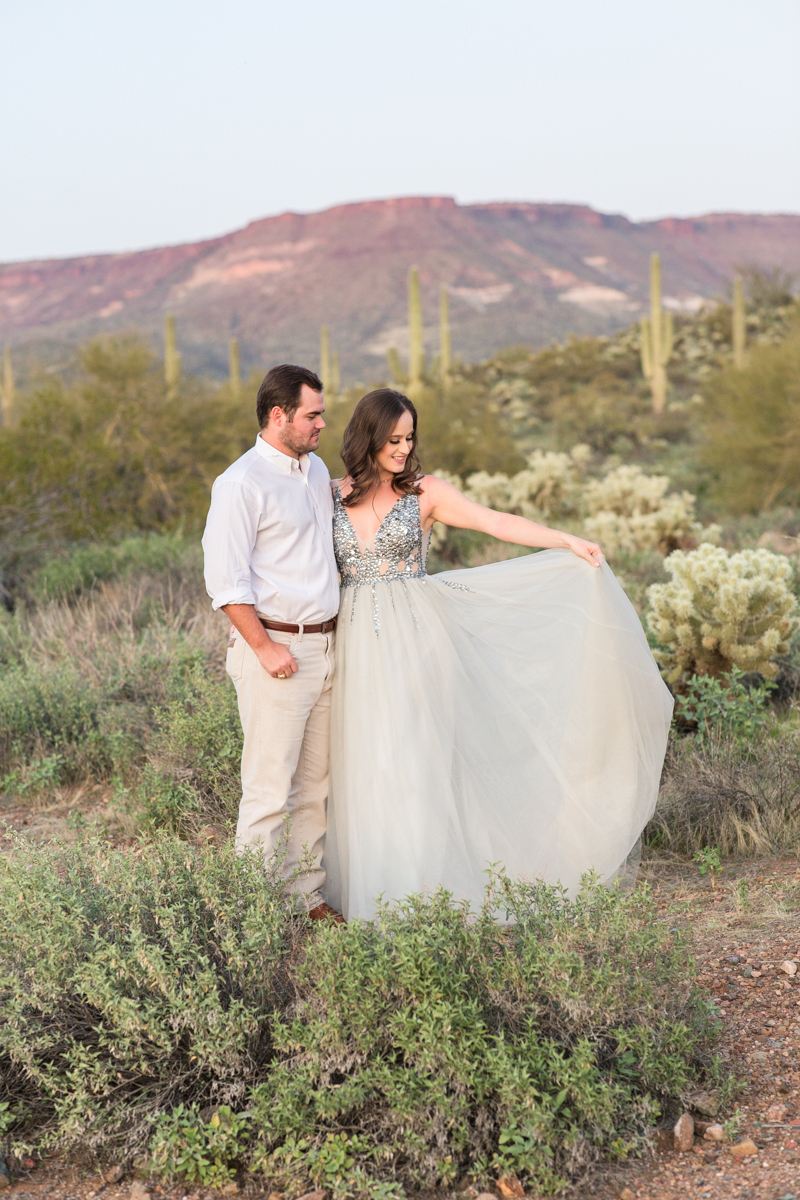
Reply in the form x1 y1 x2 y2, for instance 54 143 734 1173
222 603 299 677
256 640 298 679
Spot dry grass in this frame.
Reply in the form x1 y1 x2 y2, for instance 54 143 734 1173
649 726 800 856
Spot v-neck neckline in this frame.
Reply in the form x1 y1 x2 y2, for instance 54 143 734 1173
337 485 407 547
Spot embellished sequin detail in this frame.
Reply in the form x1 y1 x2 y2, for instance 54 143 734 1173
333 486 428 635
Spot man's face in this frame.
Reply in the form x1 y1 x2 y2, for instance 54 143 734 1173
272 385 326 456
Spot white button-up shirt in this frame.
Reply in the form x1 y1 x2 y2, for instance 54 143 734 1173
202 434 339 624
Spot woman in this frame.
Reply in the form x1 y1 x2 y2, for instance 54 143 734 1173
323 389 672 921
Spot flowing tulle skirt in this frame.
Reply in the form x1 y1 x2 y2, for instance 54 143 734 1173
323 550 673 921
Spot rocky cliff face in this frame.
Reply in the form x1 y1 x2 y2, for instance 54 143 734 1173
2 197 799 380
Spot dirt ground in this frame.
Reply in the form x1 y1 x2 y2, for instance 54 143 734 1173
2 792 799 1200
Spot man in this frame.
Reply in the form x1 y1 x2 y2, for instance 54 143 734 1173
202 363 343 922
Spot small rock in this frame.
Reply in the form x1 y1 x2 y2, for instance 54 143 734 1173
729 1138 759 1157
295 1192 326 1200
619 1189 635 1200
786 1138 799 1150
496 1177 526 1200
781 961 798 976
694 1119 709 1136
266 1194 283 1200
674 1111 695 1152
726 954 741 964
105 1166 125 1184
704 1124 725 1142
130 1183 151 1200
220 1185 238 1197
0 1159 10 1190
766 1102 788 1122
688 1089 720 1118
475 1194 498 1200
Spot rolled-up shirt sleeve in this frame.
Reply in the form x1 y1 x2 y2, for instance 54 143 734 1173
202 478 262 610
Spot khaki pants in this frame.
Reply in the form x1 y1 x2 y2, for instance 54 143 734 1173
226 628 335 906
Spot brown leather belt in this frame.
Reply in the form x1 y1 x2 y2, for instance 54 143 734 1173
259 616 337 635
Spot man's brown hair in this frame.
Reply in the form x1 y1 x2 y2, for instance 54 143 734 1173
256 364 323 428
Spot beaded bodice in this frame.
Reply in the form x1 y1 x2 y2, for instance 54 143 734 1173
333 486 428 588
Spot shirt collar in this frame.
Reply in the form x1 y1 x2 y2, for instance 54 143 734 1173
255 434 309 476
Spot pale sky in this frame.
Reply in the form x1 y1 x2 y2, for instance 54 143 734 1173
1 0 798 263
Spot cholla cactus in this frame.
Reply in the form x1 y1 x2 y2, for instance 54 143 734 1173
507 445 590 521
583 464 719 555
646 543 798 683
462 446 589 523
463 471 512 511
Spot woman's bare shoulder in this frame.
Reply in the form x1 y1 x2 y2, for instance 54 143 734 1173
333 476 354 500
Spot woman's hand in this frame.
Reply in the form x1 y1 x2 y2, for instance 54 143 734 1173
561 533 603 567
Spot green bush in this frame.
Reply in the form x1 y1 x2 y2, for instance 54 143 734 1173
135 663 242 836
28 534 201 605
0 662 122 782
0 564 223 795
0 836 727 1195
675 669 775 741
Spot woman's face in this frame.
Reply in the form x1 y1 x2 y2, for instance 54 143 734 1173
375 409 414 477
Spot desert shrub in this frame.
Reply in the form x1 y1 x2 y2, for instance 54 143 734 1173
0 570 224 790
674 669 775 741
649 727 800 855
135 663 242 836
701 329 800 513
0 661 124 783
0 337 256 545
582 465 719 557
28 533 201 604
0 834 297 1160
646 543 798 684
0 838 725 1194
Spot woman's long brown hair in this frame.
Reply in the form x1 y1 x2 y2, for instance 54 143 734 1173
340 388 423 507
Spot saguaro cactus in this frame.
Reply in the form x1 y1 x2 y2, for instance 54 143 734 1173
320 326 331 393
439 285 452 391
408 266 425 398
640 253 673 414
1 346 14 427
732 275 746 369
164 314 181 398
386 347 405 384
229 338 241 397
331 353 340 398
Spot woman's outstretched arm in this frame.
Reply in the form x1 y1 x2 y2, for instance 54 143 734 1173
419 475 603 567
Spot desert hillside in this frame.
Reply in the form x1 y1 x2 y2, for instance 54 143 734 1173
2 196 799 378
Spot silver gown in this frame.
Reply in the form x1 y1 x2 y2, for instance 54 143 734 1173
322 485 673 920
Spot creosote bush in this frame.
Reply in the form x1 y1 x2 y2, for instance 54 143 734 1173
0 836 728 1196
646 543 798 684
